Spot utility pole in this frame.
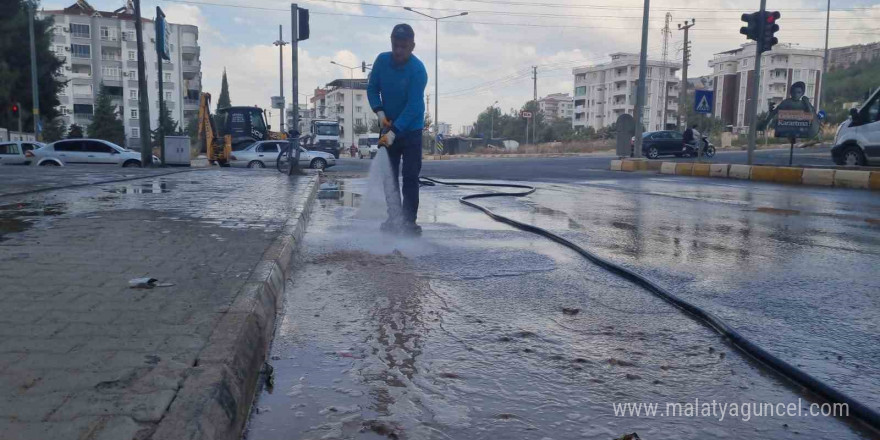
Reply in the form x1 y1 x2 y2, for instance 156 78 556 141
274 25 288 132
632 0 651 158
660 12 671 130
27 1 40 140
745 0 767 165
818 0 830 113
532 65 537 144
134 0 152 166
677 19 695 131
289 3 302 175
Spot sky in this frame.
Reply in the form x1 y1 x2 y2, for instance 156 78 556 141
44 0 880 133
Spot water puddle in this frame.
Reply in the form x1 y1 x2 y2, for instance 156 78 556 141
0 202 67 242
104 181 172 194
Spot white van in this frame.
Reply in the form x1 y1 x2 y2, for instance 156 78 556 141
357 134 380 159
832 88 880 166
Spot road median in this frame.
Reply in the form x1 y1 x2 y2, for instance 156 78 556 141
609 158 880 191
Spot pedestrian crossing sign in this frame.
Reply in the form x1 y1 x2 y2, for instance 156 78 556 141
694 90 714 114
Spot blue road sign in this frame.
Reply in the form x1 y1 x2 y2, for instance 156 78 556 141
155 7 171 61
818 110 827 120
694 90 714 114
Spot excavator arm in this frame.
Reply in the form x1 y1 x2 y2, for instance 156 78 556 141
197 92 231 165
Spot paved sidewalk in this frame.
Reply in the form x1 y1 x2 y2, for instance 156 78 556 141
0 168 317 439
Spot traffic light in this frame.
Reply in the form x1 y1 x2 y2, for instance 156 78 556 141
297 7 309 41
761 11 781 53
11 103 19 118
361 61 367 73
740 12 760 41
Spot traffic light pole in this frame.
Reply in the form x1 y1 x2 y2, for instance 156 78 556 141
746 0 767 165
289 3 302 175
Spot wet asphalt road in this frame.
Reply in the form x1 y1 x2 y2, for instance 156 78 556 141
245 173 879 439
329 145 837 181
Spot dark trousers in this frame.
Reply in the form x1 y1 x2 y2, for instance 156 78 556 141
386 130 423 224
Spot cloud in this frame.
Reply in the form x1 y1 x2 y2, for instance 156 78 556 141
50 0 880 133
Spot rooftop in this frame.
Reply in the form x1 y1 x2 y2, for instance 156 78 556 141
326 79 368 91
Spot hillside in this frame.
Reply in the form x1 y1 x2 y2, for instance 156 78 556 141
823 58 880 123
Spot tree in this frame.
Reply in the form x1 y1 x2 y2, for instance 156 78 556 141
0 0 66 135
151 105 179 147
217 68 231 110
67 123 84 138
41 117 66 142
353 120 367 136
185 116 198 145
87 85 126 145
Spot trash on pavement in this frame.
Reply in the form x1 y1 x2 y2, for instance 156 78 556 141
128 277 175 289
562 307 580 316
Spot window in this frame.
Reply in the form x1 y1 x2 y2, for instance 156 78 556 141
128 51 136 61
73 104 93 114
70 23 90 38
131 128 140 137
128 70 136 79
100 26 109 40
165 91 172 100
130 89 138 99
131 108 139 119
575 86 586 96
355 94 362 102
84 141 115 153
164 72 171 81
102 66 120 78
256 143 280 153
53 141 83 152
54 45 64 54
0 143 21 155
71 44 90 59
53 26 63 35
355 106 363 113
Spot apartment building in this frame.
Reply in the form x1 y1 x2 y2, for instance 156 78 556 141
538 93 574 120
323 79 377 147
708 43 823 131
40 0 202 144
572 53 680 132
827 42 880 70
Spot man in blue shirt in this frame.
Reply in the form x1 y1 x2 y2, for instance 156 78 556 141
368 23 428 236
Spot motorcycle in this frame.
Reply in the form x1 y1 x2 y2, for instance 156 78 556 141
685 135 715 158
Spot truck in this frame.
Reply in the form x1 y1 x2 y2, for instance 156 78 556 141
305 119 342 159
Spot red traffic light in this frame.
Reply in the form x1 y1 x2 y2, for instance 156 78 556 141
12 104 18 112
766 11 780 23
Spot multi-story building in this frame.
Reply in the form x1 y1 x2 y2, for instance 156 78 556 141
572 53 680 132
828 42 880 70
538 93 574 120
323 79 377 147
40 0 202 145
708 43 823 131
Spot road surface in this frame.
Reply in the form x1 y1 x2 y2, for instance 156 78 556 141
245 172 878 439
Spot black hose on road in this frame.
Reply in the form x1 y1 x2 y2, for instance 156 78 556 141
419 176 880 434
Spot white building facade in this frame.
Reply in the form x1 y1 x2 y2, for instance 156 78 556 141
323 79 378 147
40 0 202 145
538 93 574 120
572 53 680 132
708 43 823 131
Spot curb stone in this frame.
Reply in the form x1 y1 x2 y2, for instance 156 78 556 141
148 172 320 440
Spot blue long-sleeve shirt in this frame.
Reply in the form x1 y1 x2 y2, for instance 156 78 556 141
367 52 427 135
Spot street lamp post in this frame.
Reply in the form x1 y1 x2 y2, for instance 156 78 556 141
403 7 467 153
273 25 288 132
330 61 357 148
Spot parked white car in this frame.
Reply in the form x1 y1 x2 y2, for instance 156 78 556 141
31 139 156 167
0 141 44 165
229 140 337 170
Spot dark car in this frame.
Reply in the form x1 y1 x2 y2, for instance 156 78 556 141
639 130 698 159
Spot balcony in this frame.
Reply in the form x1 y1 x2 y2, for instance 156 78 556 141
71 32 90 39
181 45 200 56
182 60 200 74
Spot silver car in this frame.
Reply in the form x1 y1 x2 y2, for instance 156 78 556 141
229 140 337 170
0 141 44 165
31 139 156 167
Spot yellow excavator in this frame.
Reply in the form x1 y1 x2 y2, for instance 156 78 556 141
197 92 287 166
